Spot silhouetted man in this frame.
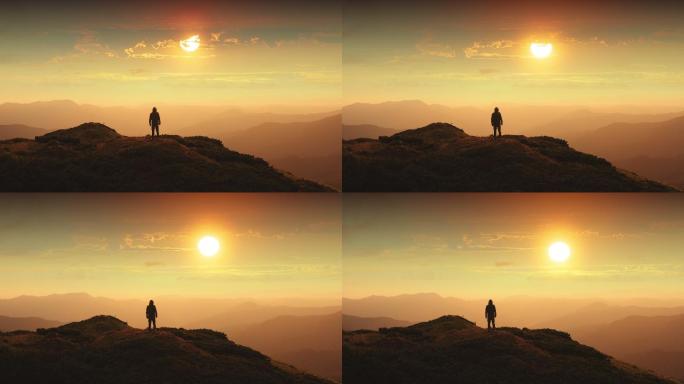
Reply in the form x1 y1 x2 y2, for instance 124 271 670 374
149 107 161 137
485 299 497 330
491 107 503 137
146 299 158 330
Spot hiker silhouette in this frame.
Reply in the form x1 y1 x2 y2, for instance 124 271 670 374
491 107 503 137
485 299 497 329
149 107 161 137
146 299 158 330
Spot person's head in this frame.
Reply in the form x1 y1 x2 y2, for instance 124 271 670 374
488 299 493 305
152 107 157 112
149 299 154 305
494 107 499 112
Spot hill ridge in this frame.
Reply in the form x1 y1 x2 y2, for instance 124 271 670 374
343 314 675 384
1 315 332 384
0 122 332 191
343 122 676 191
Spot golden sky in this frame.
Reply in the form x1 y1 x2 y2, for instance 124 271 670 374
344 0 684 106
0 194 341 300
0 1 341 106
343 194 684 299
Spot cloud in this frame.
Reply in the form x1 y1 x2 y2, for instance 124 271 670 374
120 232 190 252
124 39 180 59
72 235 110 252
416 40 458 58
50 31 117 62
464 40 517 59
210 32 222 42
232 229 290 240
459 232 536 252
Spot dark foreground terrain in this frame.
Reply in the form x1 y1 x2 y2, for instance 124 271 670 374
0 315 332 384
343 315 675 384
0 123 331 191
343 123 675 191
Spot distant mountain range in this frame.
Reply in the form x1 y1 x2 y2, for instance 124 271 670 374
0 122 330 191
0 315 62 331
231 312 342 381
343 315 674 384
574 314 684 382
0 124 48 139
222 115 341 189
342 123 397 140
342 314 412 331
343 123 674 191
0 315 332 384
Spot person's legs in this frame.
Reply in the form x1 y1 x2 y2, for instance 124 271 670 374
147 318 151 330
154 125 159 136
487 318 492 329
492 318 496 329
152 318 156 330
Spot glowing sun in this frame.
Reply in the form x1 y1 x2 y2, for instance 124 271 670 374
198 236 219 257
180 35 200 52
530 42 553 59
548 241 571 263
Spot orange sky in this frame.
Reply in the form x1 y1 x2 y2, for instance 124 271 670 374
343 194 684 299
0 194 341 300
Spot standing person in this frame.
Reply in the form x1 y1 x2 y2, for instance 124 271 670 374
485 299 497 330
491 107 503 137
149 107 161 137
146 299 158 330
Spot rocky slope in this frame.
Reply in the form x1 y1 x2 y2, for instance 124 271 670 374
343 123 675 191
0 315 332 384
343 315 674 384
0 122 330 191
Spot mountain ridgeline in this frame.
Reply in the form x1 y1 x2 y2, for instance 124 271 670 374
0 315 332 384
0 123 331 191
343 315 675 384
343 123 675 191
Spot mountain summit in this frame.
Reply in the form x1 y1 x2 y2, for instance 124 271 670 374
343 123 675 191
343 315 674 384
0 122 331 191
0 315 332 384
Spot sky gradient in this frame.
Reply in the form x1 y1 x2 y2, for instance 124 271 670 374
344 0 684 106
0 194 340 300
0 1 341 106
343 194 684 299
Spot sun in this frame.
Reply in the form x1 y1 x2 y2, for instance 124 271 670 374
548 241 571 263
180 35 200 52
530 42 553 59
197 235 219 257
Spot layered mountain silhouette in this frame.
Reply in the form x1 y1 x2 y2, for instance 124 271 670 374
343 315 674 384
0 122 331 191
571 115 684 189
0 315 332 384
343 123 675 191
575 314 684 382
0 123 47 139
0 315 62 331
342 123 397 140
231 312 342 381
342 314 412 331
222 115 341 189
